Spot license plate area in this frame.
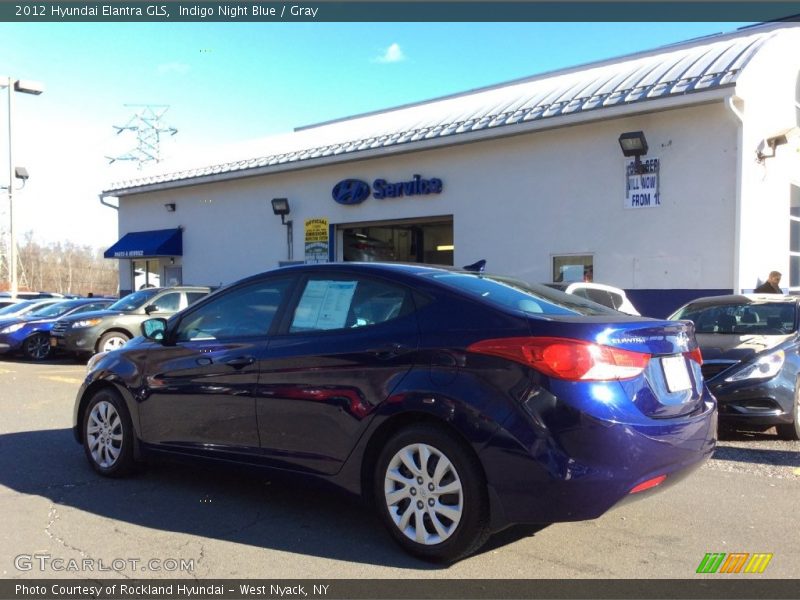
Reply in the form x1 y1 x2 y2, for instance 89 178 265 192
661 355 692 392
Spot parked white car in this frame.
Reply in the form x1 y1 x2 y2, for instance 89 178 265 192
546 282 641 316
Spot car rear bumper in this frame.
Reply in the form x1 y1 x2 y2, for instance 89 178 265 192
479 390 716 527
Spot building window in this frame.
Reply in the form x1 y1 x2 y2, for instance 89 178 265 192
553 255 593 283
790 186 800 291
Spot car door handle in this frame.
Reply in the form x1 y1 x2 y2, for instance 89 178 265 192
225 356 255 368
369 343 413 359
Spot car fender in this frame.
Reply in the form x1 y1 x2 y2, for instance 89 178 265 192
331 366 511 498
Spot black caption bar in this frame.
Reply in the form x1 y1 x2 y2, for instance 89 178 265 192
1 2 800 22
3 579 800 600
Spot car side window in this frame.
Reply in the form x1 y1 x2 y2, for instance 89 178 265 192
176 279 290 342
72 304 104 315
186 292 207 306
570 288 591 300
609 292 624 310
584 288 614 309
290 277 410 333
152 292 182 312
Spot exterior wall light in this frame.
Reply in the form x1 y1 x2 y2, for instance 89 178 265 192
164 203 176 212
271 197 290 224
756 127 800 161
271 197 293 260
618 131 649 174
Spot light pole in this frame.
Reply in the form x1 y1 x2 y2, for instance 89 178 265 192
2 77 44 296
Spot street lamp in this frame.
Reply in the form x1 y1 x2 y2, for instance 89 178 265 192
1 76 44 297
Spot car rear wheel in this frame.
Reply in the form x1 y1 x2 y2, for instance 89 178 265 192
776 385 800 441
374 423 490 562
97 331 130 353
23 333 51 361
83 389 136 477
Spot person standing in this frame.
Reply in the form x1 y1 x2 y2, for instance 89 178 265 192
754 271 783 294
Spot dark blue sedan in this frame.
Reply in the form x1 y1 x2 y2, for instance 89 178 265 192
671 294 800 440
72 263 716 561
0 298 113 360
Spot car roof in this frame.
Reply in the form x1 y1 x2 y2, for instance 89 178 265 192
681 294 799 307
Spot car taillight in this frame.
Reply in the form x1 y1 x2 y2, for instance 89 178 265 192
629 474 667 494
467 336 651 381
684 347 703 365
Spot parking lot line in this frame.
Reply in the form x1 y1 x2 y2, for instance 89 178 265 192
40 375 83 385
0 368 14 375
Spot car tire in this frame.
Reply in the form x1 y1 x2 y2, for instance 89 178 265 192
97 331 131 353
82 388 136 477
373 423 491 562
22 333 51 361
776 385 800 441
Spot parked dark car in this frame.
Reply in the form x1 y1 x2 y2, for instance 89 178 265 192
0 298 113 360
73 263 715 562
0 298 62 321
51 286 210 357
670 294 800 440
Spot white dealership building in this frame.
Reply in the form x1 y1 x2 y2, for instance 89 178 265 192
102 22 800 316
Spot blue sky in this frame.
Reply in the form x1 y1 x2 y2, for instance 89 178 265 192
0 21 752 248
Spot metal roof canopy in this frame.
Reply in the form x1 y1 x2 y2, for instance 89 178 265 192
104 22 796 197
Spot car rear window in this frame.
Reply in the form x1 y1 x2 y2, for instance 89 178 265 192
431 273 616 316
672 301 797 335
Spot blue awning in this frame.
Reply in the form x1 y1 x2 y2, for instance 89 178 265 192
104 228 182 259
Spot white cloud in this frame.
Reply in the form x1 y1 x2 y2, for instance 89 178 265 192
374 43 406 64
157 62 191 76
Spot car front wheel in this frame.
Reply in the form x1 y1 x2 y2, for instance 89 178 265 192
82 389 136 477
374 423 491 562
23 333 51 361
776 384 800 441
97 331 130 353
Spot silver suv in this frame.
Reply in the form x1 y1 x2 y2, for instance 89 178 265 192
50 286 209 357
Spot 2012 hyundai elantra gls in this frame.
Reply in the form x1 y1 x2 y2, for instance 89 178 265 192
73 263 716 562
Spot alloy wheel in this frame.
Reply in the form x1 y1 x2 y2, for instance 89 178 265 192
86 400 124 469
102 336 128 352
25 334 50 360
383 442 464 545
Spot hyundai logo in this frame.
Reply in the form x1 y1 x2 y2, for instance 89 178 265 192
332 179 371 205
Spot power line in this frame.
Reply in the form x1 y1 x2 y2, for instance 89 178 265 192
107 104 177 169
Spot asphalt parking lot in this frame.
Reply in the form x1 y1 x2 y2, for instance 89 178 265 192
1 356 798 580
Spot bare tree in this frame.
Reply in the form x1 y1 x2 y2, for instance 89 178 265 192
2 234 119 296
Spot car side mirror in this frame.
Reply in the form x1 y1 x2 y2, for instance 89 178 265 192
144 304 158 315
141 318 168 341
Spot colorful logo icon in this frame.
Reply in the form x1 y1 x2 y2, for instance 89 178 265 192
696 553 773 574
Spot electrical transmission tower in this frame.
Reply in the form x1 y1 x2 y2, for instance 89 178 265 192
107 104 177 169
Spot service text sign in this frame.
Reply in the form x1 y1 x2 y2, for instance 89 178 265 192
624 157 660 209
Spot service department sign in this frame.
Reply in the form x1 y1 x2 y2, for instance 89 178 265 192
332 174 443 205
